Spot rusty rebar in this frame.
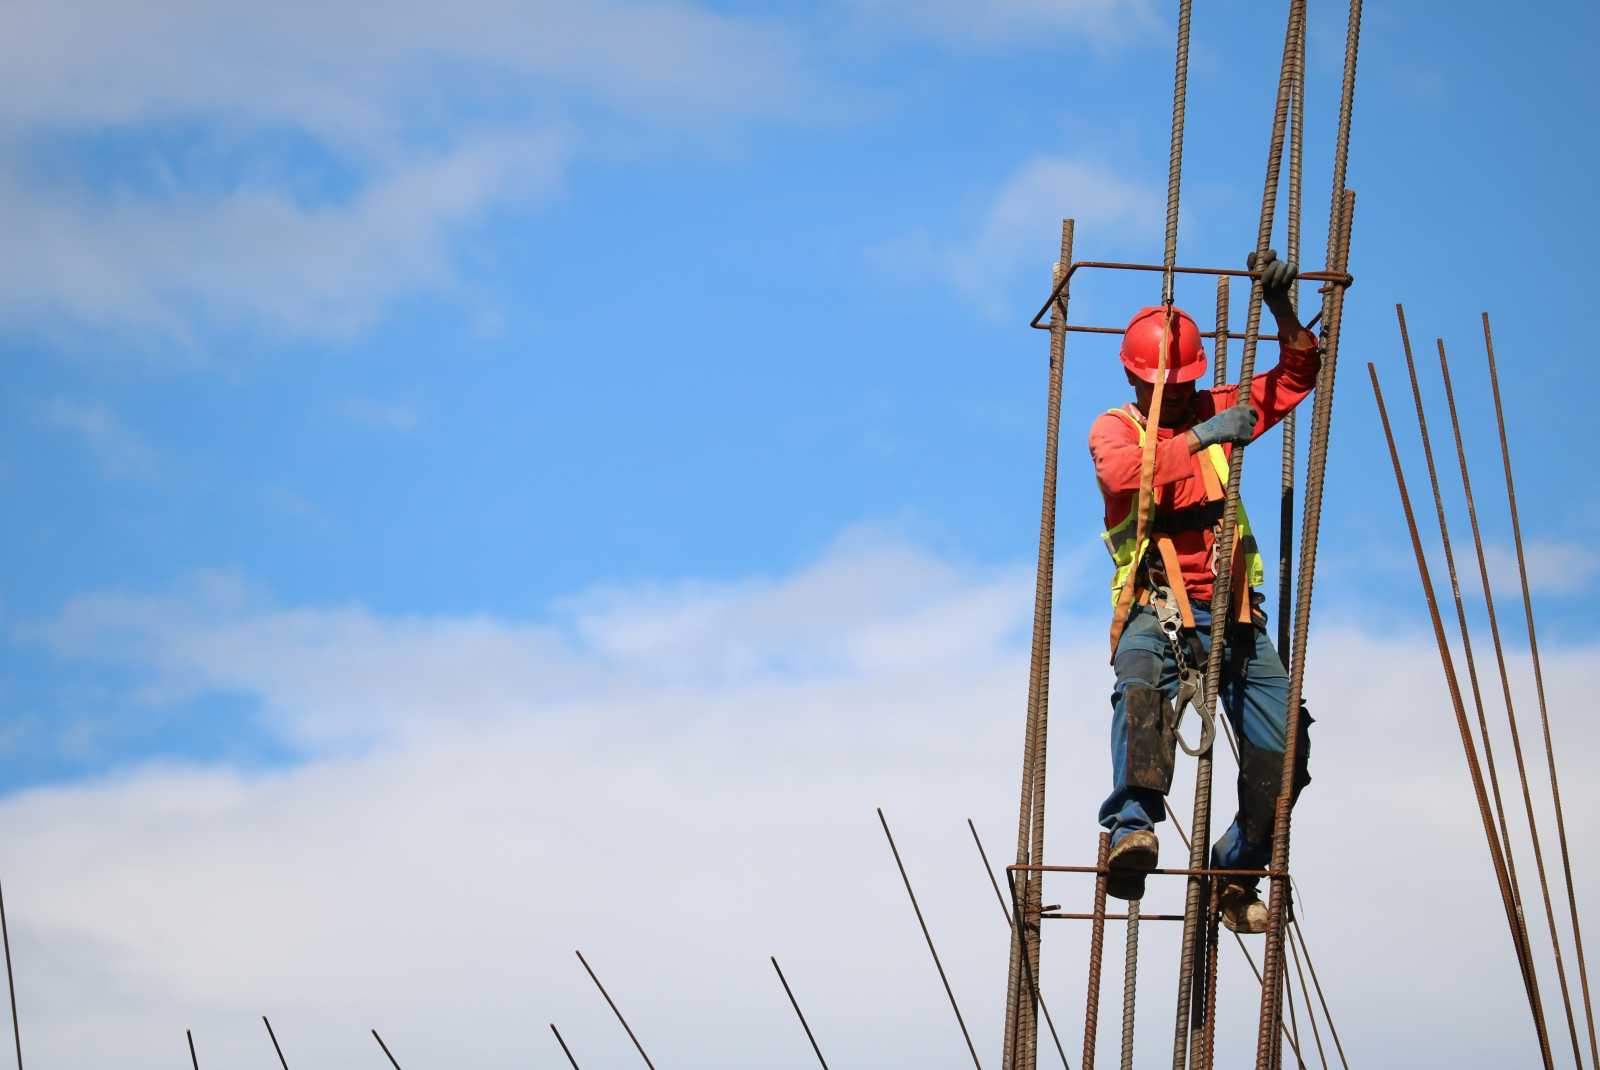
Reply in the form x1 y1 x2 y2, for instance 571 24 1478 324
1004 219 1074 1070
1368 362 1553 1067
371 1028 403 1070
1161 0 1194 306
772 957 830 1070
262 1016 289 1070
1256 0 1364 1054
1213 277 1231 387
1083 831 1111 1070
186 1030 199 1070
879 808 982 1069
1278 0 1305 668
1198 884 1222 1070
1121 897 1140 1070
969 820 1071 1070
1399 314 1554 1050
551 1023 582 1069
1286 926 1326 1069
0 882 20 1070
1176 6 1304 1064
1484 311 1600 1066
575 950 657 1070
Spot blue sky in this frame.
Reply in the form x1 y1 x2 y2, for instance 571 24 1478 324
2 2 1598 1066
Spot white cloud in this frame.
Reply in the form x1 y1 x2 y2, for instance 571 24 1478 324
848 0 1163 47
0 0 831 341
39 398 159 478
341 398 422 433
7 535 1597 1067
1480 538 1599 598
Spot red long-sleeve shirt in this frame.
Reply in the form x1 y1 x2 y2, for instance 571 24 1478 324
1088 335 1321 603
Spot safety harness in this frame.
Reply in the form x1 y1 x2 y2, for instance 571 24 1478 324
1101 405 1265 753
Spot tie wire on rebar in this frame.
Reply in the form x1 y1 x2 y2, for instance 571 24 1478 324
551 1023 583 1069
1395 307 1557 1058
262 1015 290 1069
0 881 21 1070
970 820 1072 1069
880 808 985 1069
771 957 831 1070
371 1028 404 1069
1001 218 1075 1070
575 949 657 1069
1367 361 1554 1067
1484 313 1600 1065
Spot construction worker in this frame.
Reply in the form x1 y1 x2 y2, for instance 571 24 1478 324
1088 251 1315 933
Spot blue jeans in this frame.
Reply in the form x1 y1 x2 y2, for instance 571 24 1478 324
1099 602 1306 884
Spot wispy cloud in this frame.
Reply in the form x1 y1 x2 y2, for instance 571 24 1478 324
0 0 835 343
7 535 1595 1066
847 0 1163 48
39 398 158 479
340 398 421 433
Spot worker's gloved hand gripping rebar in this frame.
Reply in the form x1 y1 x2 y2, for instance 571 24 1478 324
1248 247 1298 313
1191 405 1259 449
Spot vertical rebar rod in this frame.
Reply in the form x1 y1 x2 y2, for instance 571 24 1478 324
1197 886 1222 1070
879 809 983 1069
371 1029 403 1070
263 1016 290 1070
1368 362 1554 1067
1400 315 1553 1049
1120 900 1140 1070
772 958 830 1070
1083 831 1111 1070
1254 185 1355 1070
1178 6 1302 1065
1485 311 1600 1066
186 1030 199 1070
1443 329 1585 1065
551 1024 582 1070
1161 0 1194 307
1289 922 1347 1069
970 821 1071 1070
1213 277 1231 388
1003 219 1074 1070
576 950 657 1070
1278 0 1306 666
0 882 20 1070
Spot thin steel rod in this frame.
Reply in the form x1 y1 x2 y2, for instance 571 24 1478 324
371 1028 403 1070
1445 325 1584 1062
772 957 831 1070
1120 898 1140 1070
1289 922 1347 1069
0 882 21 1070
1067 325 1281 343
551 1023 582 1070
576 950 657 1070
1399 312 1553 1048
1176 5 1303 1061
1286 924 1327 1069
187 1030 199 1070
1485 310 1600 1066
1278 0 1305 668
1004 221 1074 1070
1214 277 1231 387
1045 913 1183 923
1031 263 1350 331
1368 362 1554 1067
879 808 983 1069
1282 948 1304 1070
1082 831 1111 1070
263 1016 289 1070
1198 884 1222 1070
970 820 1071 1070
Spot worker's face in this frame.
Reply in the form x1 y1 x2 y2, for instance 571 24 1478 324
1129 370 1195 427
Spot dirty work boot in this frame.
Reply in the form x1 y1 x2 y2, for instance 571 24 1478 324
1106 829 1158 901
1218 880 1269 934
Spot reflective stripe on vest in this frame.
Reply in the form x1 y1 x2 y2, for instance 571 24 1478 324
1099 407 1265 605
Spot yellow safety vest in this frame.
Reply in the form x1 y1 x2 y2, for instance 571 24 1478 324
1100 407 1264 606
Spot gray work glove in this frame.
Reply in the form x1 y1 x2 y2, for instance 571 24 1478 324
1191 405 1259 449
1248 248 1298 310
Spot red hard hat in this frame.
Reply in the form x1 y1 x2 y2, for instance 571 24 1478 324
1120 306 1206 384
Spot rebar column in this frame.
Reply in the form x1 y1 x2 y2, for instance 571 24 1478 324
1001 218 1073 1070
1176 5 1303 1066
